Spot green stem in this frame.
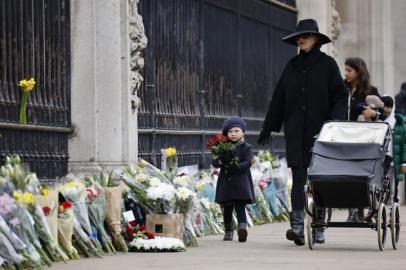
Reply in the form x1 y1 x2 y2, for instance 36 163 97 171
19 92 29 124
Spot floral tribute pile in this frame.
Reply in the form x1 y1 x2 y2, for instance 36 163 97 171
0 146 290 268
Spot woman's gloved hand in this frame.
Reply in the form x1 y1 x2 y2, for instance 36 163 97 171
257 128 272 146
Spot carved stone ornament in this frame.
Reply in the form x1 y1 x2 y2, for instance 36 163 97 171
128 0 148 111
330 0 341 57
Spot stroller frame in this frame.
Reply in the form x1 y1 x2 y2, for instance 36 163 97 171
305 121 401 251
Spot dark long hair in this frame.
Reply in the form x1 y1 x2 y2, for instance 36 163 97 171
345 57 372 98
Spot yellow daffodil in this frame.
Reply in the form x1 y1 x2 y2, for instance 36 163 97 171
40 187 50 196
18 78 36 92
138 159 147 168
22 192 36 205
13 191 23 203
165 147 176 157
18 77 36 124
196 181 206 191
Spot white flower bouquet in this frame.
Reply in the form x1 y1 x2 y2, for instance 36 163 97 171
128 237 185 252
146 183 176 214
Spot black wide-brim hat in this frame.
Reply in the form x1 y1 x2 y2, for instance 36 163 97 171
282 18 331 46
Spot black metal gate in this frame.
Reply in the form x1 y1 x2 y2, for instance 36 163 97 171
0 0 71 180
138 0 297 168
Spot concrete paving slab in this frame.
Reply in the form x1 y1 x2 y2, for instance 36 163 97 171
49 208 406 270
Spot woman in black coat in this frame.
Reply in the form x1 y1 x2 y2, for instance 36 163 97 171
257 19 348 246
213 116 255 243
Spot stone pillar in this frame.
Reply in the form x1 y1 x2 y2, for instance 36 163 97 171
69 0 147 174
334 0 394 94
391 0 406 94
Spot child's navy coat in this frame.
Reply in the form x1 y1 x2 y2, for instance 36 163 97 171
212 141 255 205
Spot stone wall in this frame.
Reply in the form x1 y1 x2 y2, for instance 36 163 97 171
68 0 146 174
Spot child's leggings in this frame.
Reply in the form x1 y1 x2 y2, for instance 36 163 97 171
223 202 247 230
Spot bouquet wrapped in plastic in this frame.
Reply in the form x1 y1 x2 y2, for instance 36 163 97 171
57 202 80 260
197 198 224 236
253 186 273 224
35 188 59 243
60 180 103 257
104 186 128 252
146 182 176 214
161 147 178 179
175 187 198 247
0 231 28 268
13 196 53 266
137 159 173 185
84 179 116 254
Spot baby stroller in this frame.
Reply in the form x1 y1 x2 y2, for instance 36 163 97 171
306 121 401 251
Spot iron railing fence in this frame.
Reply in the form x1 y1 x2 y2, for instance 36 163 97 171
0 0 71 179
139 0 296 168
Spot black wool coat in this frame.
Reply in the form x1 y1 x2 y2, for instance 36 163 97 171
262 46 348 168
213 141 256 205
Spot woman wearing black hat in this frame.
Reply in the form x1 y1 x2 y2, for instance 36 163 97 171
257 19 348 246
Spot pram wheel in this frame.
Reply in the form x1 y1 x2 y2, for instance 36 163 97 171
306 201 315 250
377 203 387 251
390 203 400 249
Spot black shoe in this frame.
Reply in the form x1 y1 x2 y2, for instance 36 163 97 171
287 211 305 246
223 230 234 241
286 228 305 246
237 223 247 242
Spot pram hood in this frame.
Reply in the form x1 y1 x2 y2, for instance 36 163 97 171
316 121 389 146
309 141 382 179
308 121 390 183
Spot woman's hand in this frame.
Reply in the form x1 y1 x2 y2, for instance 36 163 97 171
362 106 377 120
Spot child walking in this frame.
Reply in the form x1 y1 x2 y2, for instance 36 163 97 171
212 116 255 242
381 96 406 203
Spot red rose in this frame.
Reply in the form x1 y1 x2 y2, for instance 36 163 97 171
42 206 51 216
146 232 155 239
61 201 72 209
213 134 228 142
129 220 137 227
206 139 216 149
126 226 134 235
139 225 145 231
124 235 133 241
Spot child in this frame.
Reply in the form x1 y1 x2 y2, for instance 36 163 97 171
212 116 255 242
381 96 406 203
356 95 384 121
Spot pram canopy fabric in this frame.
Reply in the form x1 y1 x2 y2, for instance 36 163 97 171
317 121 389 145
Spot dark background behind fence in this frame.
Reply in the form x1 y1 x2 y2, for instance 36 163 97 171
138 0 296 169
0 0 296 179
0 0 71 179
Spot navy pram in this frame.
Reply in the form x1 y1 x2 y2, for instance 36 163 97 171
306 121 400 251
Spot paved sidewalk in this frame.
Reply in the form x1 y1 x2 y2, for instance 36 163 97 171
50 208 406 270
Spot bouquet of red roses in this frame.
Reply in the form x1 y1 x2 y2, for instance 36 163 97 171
207 134 239 176
123 220 155 243
206 134 235 157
